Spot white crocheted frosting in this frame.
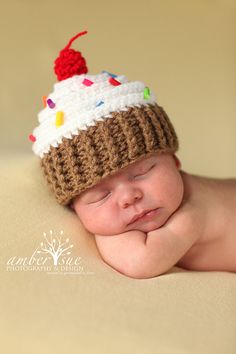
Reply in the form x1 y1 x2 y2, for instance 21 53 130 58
32 71 157 158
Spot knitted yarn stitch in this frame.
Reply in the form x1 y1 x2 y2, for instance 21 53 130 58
40 103 178 205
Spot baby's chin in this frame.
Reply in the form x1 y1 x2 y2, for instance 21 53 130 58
129 222 167 234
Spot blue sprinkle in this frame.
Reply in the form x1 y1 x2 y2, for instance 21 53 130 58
101 70 117 78
96 100 104 107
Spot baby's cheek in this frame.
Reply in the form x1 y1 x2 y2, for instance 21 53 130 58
75 209 106 234
73 207 93 228
74 203 124 235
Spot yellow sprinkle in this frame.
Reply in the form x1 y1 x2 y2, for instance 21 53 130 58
55 111 64 127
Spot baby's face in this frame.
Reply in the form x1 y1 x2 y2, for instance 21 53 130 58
72 152 184 235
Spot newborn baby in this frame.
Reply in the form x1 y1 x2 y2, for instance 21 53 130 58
30 31 236 279
72 152 236 278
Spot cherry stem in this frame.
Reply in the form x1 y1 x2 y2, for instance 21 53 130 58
64 30 88 51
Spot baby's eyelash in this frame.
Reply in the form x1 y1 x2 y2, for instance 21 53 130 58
89 192 111 204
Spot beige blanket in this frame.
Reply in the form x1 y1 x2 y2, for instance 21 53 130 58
1 154 236 354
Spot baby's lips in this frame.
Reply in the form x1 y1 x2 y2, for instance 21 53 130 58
128 208 160 225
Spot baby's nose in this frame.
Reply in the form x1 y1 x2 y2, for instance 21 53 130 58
118 187 143 208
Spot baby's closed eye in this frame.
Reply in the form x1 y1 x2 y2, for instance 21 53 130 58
88 191 111 203
84 162 157 204
133 164 156 178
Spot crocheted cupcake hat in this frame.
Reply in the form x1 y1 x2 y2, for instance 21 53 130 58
29 30 179 206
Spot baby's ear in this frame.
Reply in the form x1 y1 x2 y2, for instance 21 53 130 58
173 154 181 169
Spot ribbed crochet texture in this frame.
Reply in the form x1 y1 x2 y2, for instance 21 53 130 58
41 103 179 205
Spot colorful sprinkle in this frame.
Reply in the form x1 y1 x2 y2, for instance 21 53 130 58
96 100 104 107
47 98 56 109
102 70 117 78
109 77 121 86
42 96 47 107
55 111 64 127
29 134 36 142
82 78 94 86
143 87 150 99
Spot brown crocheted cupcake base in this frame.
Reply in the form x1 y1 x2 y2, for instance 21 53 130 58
40 103 179 205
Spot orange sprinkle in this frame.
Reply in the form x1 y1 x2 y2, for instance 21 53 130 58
42 96 47 107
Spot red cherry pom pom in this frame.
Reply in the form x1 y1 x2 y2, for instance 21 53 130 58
54 31 88 81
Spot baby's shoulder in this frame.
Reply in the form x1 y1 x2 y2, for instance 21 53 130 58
183 171 236 201
179 172 236 243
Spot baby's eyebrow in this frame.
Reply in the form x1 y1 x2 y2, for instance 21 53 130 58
86 182 108 195
81 189 102 203
86 186 102 195
135 156 154 167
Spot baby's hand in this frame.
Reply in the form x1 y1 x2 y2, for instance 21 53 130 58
144 202 202 276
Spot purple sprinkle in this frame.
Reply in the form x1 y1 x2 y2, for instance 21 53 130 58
47 98 56 109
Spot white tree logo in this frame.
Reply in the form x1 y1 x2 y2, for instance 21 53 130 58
37 230 74 266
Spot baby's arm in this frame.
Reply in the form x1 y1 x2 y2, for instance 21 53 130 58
95 228 191 279
95 228 184 279
143 225 197 278
95 230 148 277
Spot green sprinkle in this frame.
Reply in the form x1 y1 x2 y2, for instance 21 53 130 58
143 87 150 99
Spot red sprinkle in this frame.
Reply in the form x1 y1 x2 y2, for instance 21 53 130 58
82 78 94 86
29 134 36 142
109 77 121 86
